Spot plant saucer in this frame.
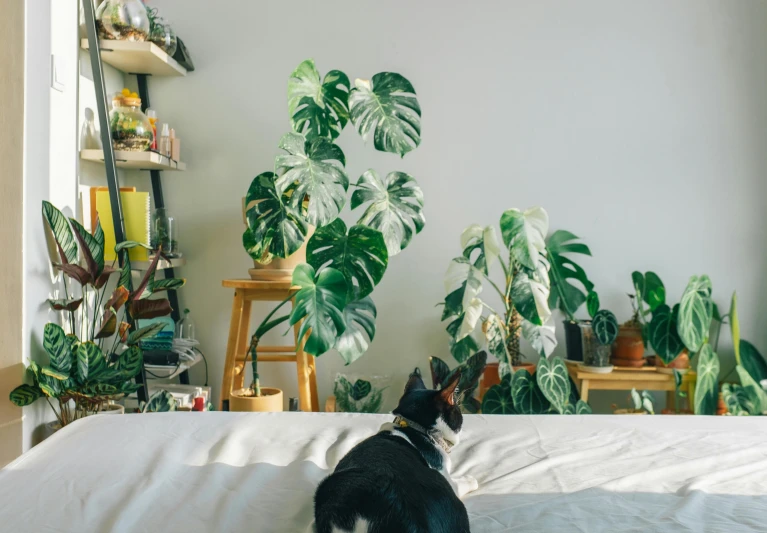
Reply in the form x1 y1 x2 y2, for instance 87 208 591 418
578 364 614 374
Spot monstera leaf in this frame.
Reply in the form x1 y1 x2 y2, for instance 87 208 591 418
349 72 421 157
334 296 376 365
482 375 515 414
350 170 425 257
42 201 78 264
306 219 388 300
289 264 348 357
484 314 509 363
274 132 349 227
648 305 685 364
500 207 548 271
244 171 308 261
510 268 551 326
44 323 72 375
288 59 350 140
460 224 501 276
740 340 767 384
511 369 551 414
546 230 594 320
442 258 485 344
9 384 43 407
693 344 720 415
632 271 665 313
677 275 713 353
521 320 557 358
592 310 619 345
536 357 571 414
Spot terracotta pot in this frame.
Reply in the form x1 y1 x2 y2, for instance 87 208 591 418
716 393 727 416
653 351 690 374
479 362 536 399
229 387 283 412
611 357 647 368
612 325 645 360
242 196 314 281
613 408 647 415
661 408 693 415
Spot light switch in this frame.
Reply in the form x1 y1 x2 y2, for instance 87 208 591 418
51 54 65 92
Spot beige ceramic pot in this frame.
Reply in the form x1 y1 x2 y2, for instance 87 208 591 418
94 403 125 415
229 387 284 412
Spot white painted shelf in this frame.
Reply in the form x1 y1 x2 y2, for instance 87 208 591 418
81 39 187 77
81 149 186 171
131 256 186 271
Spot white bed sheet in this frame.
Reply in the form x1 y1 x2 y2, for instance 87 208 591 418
1 413 766 532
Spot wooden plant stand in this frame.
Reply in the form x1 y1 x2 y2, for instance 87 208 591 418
566 361 697 408
220 279 319 412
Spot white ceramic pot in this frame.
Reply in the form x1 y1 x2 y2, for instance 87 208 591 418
95 404 125 415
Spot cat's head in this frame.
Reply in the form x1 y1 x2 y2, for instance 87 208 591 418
392 368 463 446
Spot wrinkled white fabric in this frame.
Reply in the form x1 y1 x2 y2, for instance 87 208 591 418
1 413 765 532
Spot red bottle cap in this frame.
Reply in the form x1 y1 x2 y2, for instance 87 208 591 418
193 396 205 411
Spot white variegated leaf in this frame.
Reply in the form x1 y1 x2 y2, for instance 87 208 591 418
521 319 557 357
457 297 484 341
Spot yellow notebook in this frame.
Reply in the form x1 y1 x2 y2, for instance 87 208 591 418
95 190 151 262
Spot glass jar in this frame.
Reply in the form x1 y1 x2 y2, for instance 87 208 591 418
582 326 612 368
150 23 177 56
109 95 153 151
98 0 150 42
151 207 181 258
175 309 196 341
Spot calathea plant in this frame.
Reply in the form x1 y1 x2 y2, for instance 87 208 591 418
241 59 425 397
8 201 184 426
481 356 592 415
428 351 487 413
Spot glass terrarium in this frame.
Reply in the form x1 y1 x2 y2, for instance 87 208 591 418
151 208 181 258
150 22 177 56
581 325 612 368
109 94 153 151
333 374 391 413
98 0 150 42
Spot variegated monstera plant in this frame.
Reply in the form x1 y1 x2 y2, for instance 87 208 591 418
243 59 425 396
8 202 185 426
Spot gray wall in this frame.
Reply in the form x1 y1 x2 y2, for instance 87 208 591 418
149 0 767 412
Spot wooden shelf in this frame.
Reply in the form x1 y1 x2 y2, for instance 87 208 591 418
81 39 186 77
132 256 186 271
81 149 185 171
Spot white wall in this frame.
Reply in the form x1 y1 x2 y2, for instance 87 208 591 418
148 0 767 412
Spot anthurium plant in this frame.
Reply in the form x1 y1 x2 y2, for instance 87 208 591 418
242 59 425 396
8 201 184 426
481 356 592 415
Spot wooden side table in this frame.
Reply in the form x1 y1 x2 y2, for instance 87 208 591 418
566 362 697 408
220 279 319 412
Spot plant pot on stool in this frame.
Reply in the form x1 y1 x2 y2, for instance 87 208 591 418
229 387 284 412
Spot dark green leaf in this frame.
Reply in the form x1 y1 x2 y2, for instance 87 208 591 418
288 60 350 140
678 275 713 353
9 384 43 407
37 373 62 397
740 340 767 383
274 132 349 227
120 382 144 395
512 369 551 414
141 389 177 413
575 400 592 414
586 291 599 319
77 342 107 382
643 272 666 311
116 345 144 379
350 379 372 401
307 219 388 300
546 230 594 320
334 296 376 365
289 264 348 357
449 332 479 364
118 252 133 292
351 170 425 257
482 376 515 414
536 357 571 414
42 201 78 263
70 218 104 278
349 72 421 157
693 344 719 415
721 383 751 416
592 309 619 345
510 268 550 326
44 323 71 375
648 305 685 364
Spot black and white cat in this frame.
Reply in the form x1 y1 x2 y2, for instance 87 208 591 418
314 369 477 533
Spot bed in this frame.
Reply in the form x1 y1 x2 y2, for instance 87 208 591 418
1 413 766 532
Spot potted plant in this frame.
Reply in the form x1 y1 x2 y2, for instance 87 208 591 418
613 388 655 414
481 356 592 415
8 202 184 429
546 231 596 362
242 59 424 281
580 294 619 372
440 211 575 389
231 59 426 410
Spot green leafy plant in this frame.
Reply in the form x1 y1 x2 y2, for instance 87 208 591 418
8 202 184 426
333 375 386 413
440 209 578 370
546 230 594 321
428 351 487 413
140 389 177 413
241 59 425 397
481 356 592 415
612 388 654 414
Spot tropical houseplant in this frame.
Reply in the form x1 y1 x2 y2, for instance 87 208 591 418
481 356 592 415
8 202 184 427
581 294 619 370
232 59 426 410
333 374 388 413
613 388 655 414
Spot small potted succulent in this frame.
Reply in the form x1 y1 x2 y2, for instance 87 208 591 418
440 210 574 390
231 58 426 411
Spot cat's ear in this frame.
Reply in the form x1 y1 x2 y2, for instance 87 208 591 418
438 369 462 406
404 368 426 394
